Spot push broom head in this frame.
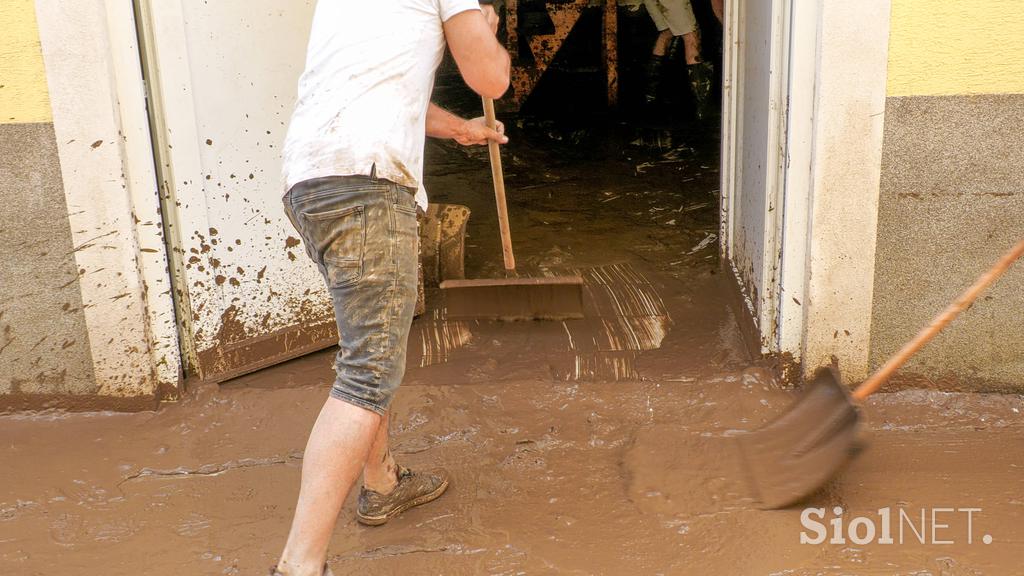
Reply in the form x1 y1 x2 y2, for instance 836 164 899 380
737 367 863 509
440 275 585 321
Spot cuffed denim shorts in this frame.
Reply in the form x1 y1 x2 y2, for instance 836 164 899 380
283 175 419 415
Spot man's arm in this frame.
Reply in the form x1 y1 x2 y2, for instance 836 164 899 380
443 9 510 99
432 3 509 146
426 103 507 146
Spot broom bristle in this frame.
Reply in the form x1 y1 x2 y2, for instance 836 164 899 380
440 276 585 321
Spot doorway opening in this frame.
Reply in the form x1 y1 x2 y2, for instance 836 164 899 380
401 0 743 384
136 0 784 388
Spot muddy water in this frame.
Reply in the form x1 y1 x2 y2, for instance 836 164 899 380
4 120 1023 575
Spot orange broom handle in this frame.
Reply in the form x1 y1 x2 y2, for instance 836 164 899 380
853 238 1024 401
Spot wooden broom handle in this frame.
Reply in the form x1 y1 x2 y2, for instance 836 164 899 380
483 97 516 272
853 238 1024 401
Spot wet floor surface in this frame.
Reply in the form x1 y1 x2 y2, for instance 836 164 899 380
4 119 1023 575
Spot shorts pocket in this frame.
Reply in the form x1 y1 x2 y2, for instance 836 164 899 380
393 185 419 217
395 203 418 216
302 205 365 288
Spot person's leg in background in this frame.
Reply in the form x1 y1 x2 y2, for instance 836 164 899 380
643 0 713 120
642 1 674 111
673 28 702 65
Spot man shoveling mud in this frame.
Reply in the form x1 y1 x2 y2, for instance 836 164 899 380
273 2 509 575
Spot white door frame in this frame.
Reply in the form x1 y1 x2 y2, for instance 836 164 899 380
133 0 212 370
719 0 740 262
720 0 794 354
774 0 819 364
721 0 892 383
34 0 182 397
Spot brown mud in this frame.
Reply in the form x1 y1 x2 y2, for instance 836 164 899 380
4 119 1023 575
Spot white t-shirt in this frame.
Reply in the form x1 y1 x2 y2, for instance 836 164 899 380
282 0 480 209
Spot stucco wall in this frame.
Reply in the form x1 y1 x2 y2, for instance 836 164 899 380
0 0 51 123
0 1 97 403
0 124 97 398
871 0 1024 390
887 0 1024 97
1 0 181 410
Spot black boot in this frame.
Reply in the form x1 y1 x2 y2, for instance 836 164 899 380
643 54 667 113
688 61 714 121
667 36 714 121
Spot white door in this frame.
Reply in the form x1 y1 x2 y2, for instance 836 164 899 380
720 0 790 353
136 0 334 381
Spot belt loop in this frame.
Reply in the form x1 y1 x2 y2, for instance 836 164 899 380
369 163 378 183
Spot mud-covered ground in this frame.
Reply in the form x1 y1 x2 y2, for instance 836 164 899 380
4 118 1023 575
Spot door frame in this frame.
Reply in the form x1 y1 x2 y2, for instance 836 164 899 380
132 0 207 372
720 0 796 355
33 0 182 396
721 0 893 382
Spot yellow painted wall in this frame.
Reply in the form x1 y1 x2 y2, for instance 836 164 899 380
0 0 52 123
888 0 1024 96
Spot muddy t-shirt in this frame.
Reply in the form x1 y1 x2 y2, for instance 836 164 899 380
282 0 480 209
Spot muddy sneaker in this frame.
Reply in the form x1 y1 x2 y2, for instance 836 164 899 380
357 466 449 526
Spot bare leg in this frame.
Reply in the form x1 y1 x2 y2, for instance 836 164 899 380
362 411 399 493
652 29 674 56
682 30 701 64
276 397 381 576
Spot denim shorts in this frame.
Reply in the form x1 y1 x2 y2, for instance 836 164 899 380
283 175 419 415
